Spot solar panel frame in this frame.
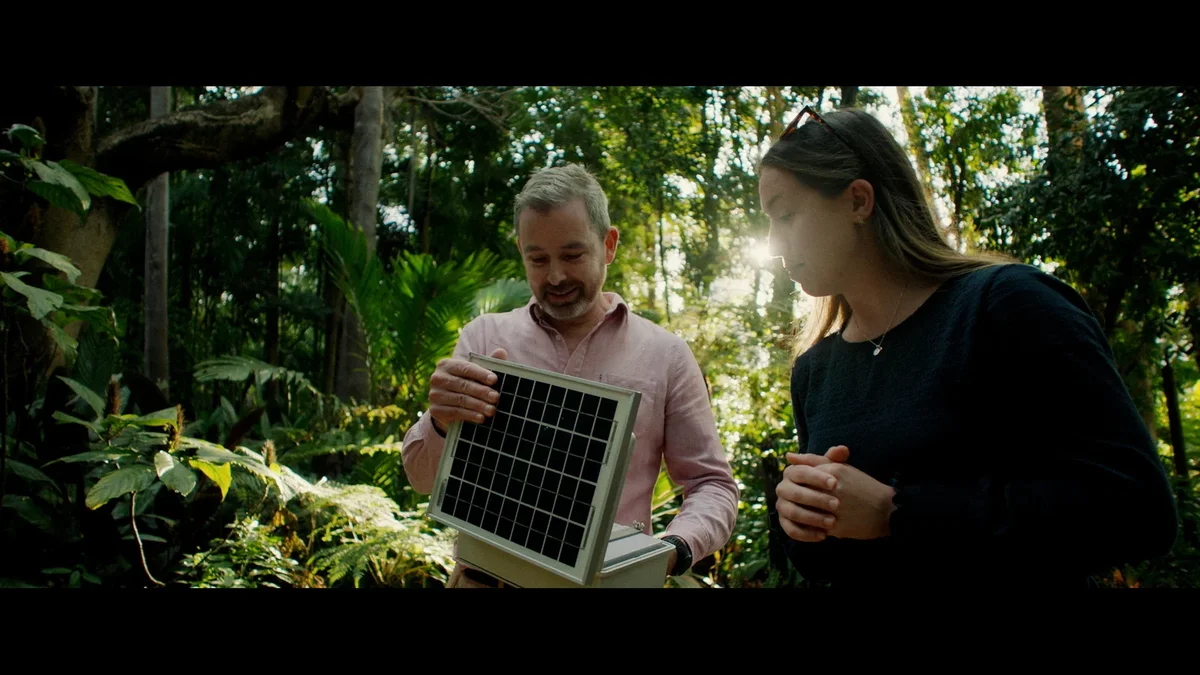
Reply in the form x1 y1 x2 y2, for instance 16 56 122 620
427 352 642 586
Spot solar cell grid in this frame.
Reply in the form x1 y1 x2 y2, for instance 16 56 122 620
437 370 624 568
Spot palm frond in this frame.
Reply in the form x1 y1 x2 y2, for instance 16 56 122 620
474 278 532 317
194 355 320 396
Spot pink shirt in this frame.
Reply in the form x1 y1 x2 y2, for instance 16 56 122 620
401 292 739 566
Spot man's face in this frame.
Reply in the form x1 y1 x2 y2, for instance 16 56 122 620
517 198 617 322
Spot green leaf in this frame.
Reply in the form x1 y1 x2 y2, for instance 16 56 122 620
27 181 88 225
42 568 73 575
58 376 105 419
13 247 82 283
31 160 90 213
0 149 22 166
3 495 55 533
76 331 118 400
44 319 78 366
189 460 232 501
190 443 248 465
82 572 102 585
7 124 44 149
57 159 139 207
69 571 81 587
7 459 55 484
136 407 179 431
124 533 168 544
43 450 131 466
50 411 102 435
0 271 63 319
84 465 156 510
154 451 197 497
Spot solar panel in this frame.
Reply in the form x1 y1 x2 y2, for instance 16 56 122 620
427 352 645 586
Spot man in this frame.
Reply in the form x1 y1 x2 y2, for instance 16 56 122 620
401 163 739 588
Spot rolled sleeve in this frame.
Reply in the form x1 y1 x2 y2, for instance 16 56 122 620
401 321 481 495
660 341 740 562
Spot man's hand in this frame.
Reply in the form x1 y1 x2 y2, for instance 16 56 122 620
775 446 895 542
428 348 508 434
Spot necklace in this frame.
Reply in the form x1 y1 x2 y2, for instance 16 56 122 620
855 280 909 357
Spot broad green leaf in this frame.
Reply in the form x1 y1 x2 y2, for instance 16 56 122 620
0 271 63 319
124 533 168 544
189 459 232 501
58 376 104 419
7 124 43 149
7 459 55 484
136 407 179 430
69 571 81 587
84 465 156 510
44 319 79 366
3 495 55 533
50 411 102 435
154 451 197 496
76 331 118 401
43 450 130 466
31 160 90 213
42 274 103 303
27 181 88 224
110 430 170 449
14 247 81 283
82 572 101 585
191 444 249 465
0 149 22 166
57 159 139 206
58 303 107 316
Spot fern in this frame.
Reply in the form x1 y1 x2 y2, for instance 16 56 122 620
195 355 320 393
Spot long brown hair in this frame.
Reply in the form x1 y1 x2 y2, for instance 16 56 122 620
760 108 1012 357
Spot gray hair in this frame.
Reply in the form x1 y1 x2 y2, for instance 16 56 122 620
512 163 611 240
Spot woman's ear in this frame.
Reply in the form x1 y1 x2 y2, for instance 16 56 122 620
848 178 875 223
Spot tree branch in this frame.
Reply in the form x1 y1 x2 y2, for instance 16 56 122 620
95 87 365 191
131 492 165 587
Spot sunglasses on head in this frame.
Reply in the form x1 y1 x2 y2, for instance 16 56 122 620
780 105 856 149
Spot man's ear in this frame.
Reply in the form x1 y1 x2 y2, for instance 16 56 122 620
604 227 619 264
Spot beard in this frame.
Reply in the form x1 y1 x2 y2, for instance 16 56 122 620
537 281 595 321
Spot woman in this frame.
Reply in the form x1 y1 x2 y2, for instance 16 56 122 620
761 105 1178 587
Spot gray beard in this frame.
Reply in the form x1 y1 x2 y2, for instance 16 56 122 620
538 294 591 321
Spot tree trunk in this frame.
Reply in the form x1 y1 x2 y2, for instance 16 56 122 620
1162 358 1188 479
1186 283 1200 374
264 207 281 404
1 86 380 410
839 86 859 108
700 89 720 297
764 87 796 343
895 87 945 231
334 87 384 404
144 86 172 398
322 134 347 396
1042 86 1086 164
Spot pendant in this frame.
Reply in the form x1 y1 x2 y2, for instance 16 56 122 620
872 346 882 356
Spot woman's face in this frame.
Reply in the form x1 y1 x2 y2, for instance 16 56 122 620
759 166 871 298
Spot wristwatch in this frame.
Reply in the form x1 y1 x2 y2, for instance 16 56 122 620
660 535 692 576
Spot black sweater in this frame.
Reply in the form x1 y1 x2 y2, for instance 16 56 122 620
786 263 1178 587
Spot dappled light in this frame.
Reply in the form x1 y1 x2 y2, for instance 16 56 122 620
0 85 1196 590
